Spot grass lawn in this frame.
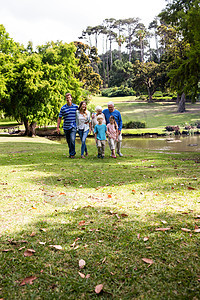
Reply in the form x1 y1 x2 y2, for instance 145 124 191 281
0 136 200 299
91 95 200 130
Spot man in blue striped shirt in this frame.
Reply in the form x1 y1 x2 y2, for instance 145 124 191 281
57 93 78 158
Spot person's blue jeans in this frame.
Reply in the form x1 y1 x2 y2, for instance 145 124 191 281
64 127 76 156
78 129 89 156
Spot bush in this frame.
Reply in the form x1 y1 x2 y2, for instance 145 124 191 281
102 86 136 97
154 91 163 97
123 121 146 129
138 95 147 101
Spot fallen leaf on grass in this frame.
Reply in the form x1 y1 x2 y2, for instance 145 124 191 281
142 258 154 265
1 249 13 252
86 274 90 278
121 213 128 218
102 257 106 264
195 215 200 219
49 245 62 250
155 227 171 231
24 249 36 257
194 228 200 233
108 194 112 198
19 246 25 251
95 284 103 294
79 259 86 269
30 232 36 237
20 276 37 286
187 186 196 190
143 237 149 242
181 228 191 232
78 221 85 226
78 272 85 278
40 228 47 232
161 220 167 224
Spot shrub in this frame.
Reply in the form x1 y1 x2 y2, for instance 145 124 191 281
154 91 163 97
123 121 146 129
138 95 147 101
195 121 200 128
102 86 136 97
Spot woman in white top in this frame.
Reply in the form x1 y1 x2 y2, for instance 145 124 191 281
76 101 91 158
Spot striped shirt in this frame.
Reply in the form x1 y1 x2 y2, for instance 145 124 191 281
59 103 78 130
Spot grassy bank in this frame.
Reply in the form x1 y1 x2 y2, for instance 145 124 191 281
91 95 200 130
0 136 200 299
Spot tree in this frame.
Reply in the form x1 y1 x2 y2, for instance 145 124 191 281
123 18 141 62
148 18 161 62
74 41 102 95
129 60 168 102
0 24 21 54
109 60 132 87
0 42 82 136
159 0 200 111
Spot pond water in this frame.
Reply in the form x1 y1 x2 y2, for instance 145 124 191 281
49 135 200 153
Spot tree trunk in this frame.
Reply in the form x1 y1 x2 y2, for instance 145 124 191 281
109 34 113 70
102 54 106 88
176 93 181 105
23 119 37 136
147 87 153 103
106 39 109 86
177 92 186 113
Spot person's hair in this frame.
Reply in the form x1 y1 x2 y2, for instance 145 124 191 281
78 101 87 116
65 93 72 97
95 105 102 111
109 115 117 130
107 101 114 107
97 115 103 121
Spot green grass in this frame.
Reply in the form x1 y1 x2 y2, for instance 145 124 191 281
0 136 200 299
1 97 200 136
91 95 200 129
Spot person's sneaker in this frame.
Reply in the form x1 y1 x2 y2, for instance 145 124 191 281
111 154 117 158
85 152 88 156
70 155 75 159
101 155 104 159
81 155 85 159
97 154 101 158
117 152 123 157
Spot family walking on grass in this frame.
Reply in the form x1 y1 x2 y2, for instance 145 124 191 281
56 93 123 159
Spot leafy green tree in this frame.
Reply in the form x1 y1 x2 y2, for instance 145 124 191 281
0 24 20 54
74 41 102 95
159 0 200 111
109 59 132 87
129 60 168 102
0 41 82 136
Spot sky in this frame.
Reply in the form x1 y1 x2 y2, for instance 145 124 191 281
0 0 167 50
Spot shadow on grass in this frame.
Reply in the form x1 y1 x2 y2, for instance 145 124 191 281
1 206 200 299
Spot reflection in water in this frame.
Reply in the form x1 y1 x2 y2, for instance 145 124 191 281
122 136 200 152
49 135 200 152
